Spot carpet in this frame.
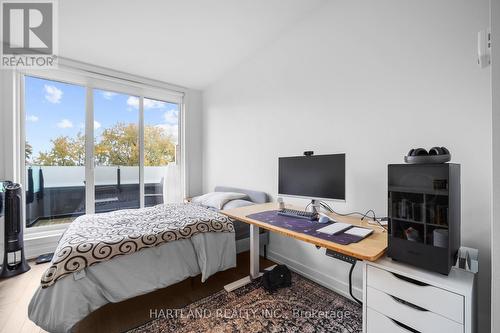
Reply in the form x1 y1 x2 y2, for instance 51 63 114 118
128 272 362 333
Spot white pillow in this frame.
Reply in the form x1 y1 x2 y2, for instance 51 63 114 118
192 192 248 209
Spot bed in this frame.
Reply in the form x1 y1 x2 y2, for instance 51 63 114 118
28 187 269 333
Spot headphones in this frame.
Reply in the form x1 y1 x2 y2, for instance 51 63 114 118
405 147 451 164
408 147 450 157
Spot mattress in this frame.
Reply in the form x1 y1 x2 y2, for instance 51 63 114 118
28 232 236 333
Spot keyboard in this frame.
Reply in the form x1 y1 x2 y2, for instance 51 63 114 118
278 208 318 221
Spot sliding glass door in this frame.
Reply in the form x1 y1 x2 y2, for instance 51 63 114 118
24 76 86 228
93 89 140 213
143 98 180 206
22 73 184 230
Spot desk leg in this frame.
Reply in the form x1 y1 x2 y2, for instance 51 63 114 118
224 225 275 292
250 224 260 279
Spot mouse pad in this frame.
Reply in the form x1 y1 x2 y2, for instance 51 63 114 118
246 210 364 245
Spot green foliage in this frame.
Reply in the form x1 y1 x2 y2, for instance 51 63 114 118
144 125 176 166
25 141 33 164
32 123 176 167
95 123 139 166
35 133 85 166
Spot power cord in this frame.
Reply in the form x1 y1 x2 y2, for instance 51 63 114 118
349 261 362 305
365 219 388 230
319 201 387 230
319 201 375 219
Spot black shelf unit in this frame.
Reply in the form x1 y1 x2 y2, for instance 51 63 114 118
387 163 460 275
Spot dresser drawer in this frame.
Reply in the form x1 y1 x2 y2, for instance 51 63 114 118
367 287 463 333
367 307 415 333
367 265 463 323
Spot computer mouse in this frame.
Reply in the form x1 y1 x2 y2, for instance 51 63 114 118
318 215 330 224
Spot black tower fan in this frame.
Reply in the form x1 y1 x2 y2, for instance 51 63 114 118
0 182 30 278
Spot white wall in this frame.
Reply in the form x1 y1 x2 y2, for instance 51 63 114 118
0 69 19 262
202 1 492 331
491 0 500 331
185 89 204 196
0 71 5 263
0 70 19 183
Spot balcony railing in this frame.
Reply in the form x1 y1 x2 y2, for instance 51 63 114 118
25 165 170 227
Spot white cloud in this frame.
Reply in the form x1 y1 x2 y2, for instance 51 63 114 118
57 119 73 129
126 96 139 108
146 99 167 109
44 85 63 104
156 124 178 143
127 96 167 109
26 114 39 122
163 109 179 125
101 91 117 100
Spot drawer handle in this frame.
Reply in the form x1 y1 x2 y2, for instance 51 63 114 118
390 295 428 312
389 318 422 333
391 272 429 286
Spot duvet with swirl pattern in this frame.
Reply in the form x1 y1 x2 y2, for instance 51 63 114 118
40 203 234 288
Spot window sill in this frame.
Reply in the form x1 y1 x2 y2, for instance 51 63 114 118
25 222 69 235
25 228 64 241
24 228 65 259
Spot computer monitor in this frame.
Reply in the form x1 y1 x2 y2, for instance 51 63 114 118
278 154 346 203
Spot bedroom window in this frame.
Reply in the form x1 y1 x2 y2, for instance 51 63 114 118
21 71 184 230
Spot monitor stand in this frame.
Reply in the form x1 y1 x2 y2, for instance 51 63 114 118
310 199 321 214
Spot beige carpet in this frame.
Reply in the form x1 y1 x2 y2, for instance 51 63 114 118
128 272 362 333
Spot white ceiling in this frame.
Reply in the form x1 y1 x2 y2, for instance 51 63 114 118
59 0 325 89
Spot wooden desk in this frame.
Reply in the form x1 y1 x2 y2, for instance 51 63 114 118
221 202 388 296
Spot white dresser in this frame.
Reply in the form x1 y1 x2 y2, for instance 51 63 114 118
363 257 476 333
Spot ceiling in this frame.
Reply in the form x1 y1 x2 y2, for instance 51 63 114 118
58 0 325 89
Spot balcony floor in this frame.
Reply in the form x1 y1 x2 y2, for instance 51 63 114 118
29 216 77 228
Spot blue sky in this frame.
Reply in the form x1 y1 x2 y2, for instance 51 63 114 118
25 76 179 160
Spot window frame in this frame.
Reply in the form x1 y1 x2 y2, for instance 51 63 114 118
18 62 186 234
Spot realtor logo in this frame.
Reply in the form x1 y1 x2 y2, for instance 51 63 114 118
1 0 57 68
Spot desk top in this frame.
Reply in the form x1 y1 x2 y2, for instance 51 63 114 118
222 202 388 261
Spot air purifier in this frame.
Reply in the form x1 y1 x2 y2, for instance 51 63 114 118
0 182 30 278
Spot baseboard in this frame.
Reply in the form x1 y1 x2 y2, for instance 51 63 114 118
266 249 363 302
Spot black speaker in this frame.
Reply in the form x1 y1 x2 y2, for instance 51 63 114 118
1 182 30 278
